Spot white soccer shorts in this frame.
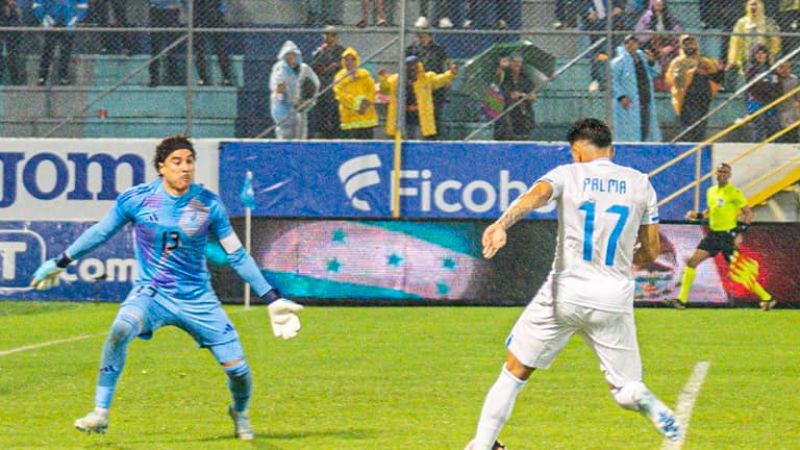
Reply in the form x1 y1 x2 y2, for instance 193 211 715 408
506 294 643 388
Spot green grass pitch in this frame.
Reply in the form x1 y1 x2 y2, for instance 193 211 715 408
1 302 798 449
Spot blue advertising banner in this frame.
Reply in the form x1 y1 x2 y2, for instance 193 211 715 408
219 141 710 220
0 222 135 301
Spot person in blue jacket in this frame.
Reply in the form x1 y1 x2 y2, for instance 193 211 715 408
33 0 87 85
611 35 663 142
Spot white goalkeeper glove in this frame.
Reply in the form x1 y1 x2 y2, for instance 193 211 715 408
30 257 67 290
263 290 303 339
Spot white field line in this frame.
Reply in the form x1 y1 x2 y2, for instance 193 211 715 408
0 305 258 357
662 360 712 450
0 333 104 357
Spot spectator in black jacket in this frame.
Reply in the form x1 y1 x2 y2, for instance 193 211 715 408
746 43 783 141
193 0 233 86
148 0 183 87
0 0 24 85
584 0 628 92
406 20 449 139
493 55 535 140
309 27 345 139
465 0 521 29
90 0 133 54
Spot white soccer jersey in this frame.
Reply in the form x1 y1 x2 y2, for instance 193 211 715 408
538 158 659 312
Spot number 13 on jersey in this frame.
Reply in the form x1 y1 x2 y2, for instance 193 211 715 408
578 202 630 266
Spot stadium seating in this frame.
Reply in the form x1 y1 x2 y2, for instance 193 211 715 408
0 0 756 140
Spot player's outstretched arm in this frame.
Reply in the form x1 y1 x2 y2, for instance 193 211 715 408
482 181 553 259
211 200 303 339
30 205 129 290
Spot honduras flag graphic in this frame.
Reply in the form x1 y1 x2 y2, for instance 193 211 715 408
256 221 488 300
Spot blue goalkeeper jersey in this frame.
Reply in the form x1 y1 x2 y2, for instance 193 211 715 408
65 179 271 300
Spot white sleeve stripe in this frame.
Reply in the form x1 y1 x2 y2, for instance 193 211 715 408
219 233 243 254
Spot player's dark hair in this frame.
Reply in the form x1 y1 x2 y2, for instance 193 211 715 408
154 135 196 175
567 118 612 148
718 162 732 171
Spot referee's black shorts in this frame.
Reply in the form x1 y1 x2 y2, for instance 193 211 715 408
697 230 737 262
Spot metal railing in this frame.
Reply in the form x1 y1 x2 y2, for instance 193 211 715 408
1 1 800 143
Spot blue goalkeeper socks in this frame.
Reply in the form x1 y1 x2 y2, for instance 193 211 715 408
224 360 252 413
95 318 138 409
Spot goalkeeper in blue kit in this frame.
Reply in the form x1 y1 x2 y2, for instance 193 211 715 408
30 136 303 440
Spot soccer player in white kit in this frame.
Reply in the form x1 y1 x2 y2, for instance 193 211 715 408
466 119 682 450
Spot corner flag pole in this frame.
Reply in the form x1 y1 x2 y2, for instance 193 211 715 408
240 170 255 309
244 203 252 309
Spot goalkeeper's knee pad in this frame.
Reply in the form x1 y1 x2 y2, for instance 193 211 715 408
611 381 649 411
109 318 138 345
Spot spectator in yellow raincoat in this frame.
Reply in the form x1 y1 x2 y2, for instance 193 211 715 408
726 0 780 74
333 47 379 139
379 55 457 139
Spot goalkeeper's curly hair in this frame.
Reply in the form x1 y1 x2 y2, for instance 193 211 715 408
154 135 196 174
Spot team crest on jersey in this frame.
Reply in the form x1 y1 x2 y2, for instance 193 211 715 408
717 198 724 207
179 199 210 236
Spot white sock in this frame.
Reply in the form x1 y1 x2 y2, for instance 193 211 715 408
612 382 681 441
93 407 109 418
473 365 527 450
637 391 682 441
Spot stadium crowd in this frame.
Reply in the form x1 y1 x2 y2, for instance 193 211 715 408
0 0 798 142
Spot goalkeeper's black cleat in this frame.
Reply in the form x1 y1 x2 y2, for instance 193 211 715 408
663 298 686 310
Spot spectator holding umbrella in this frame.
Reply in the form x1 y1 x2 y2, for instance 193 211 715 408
493 55 536 140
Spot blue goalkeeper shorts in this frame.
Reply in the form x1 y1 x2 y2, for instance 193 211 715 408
116 284 241 349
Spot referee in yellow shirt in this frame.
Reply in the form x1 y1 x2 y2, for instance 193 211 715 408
667 163 776 310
